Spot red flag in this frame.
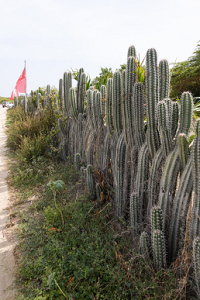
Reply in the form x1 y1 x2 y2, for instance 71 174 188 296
10 91 14 100
16 89 19 97
15 68 25 93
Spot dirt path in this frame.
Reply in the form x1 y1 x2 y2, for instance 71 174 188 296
0 106 15 300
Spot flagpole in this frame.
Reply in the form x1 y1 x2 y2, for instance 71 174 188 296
24 60 27 113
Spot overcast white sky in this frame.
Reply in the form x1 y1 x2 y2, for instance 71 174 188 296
0 0 199 97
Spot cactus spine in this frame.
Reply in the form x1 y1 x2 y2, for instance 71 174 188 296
63 72 72 115
151 206 163 237
179 92 193 136
106 78 114 134
139 231 150 257
100 85 106 118
130 192 139 229
177 133 189 169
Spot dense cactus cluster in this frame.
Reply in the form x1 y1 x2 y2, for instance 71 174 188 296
24 45 200 292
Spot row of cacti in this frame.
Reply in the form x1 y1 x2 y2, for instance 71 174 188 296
26 45 200 296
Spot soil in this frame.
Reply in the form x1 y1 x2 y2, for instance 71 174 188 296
0 106 16 300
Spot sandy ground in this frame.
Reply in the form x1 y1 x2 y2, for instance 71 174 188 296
0 106 15 300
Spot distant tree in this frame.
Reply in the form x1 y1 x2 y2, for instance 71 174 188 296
170 41 200 98
93 67 113 91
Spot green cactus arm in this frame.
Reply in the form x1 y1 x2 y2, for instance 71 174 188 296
147 148 163 215
100 85 106 118
130 192 139 229
121 69 128 144
159 59 170 101
171 101 179 139
139 231 150 257
77 72 86 114
106 78 114 134
193 237 200 295
115 133 126 216
177 133 189 169
146 48 160 157
63 72 72 116
158 149 180 232
179 91 193 136
151 206 163 237
133 82 146 149
169 157 193 261
127 45 136 58
69 88 78 121
76 68 84 111
113 71 123 138
152 229 166 271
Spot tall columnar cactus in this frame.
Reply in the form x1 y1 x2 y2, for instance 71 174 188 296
94 91 103 130
135 142 149 219
77 72 86 114
47 85 51 95
59 78 63 110
100 85 106 118
87 131 97 166
115 133 126 216
190 120 200 240
106 78 114 134
36 91 41 109
169 157 193 261
113 71 123 138
133 82 146 149
87 90 95 130
86 164 94 197
78 113 83 157
63 72 72 116
148 148 163 215
159 59 170 101
130 192 139 229
179 91 193 136
76 68 84 112
139 232 150 257
126 56 137 147
157 100 172 158
177 133 189 169
127 45 136 58
151 206 163 237
75 153 81 172
193 237 200 296
92 90 99 131
152 229 166 272
123 142 131 215
171 101 179 139
102 132 111 177
158 149 180 232
69 87 78 121
121 69 128 144
146 48 160 157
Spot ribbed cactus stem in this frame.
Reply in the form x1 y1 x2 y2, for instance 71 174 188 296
130 192 139 229
87 90 95 130
77 72 86 114
177 133 189 169
152 229 166 271
121 69 128 144
151 206 163 236
78 113 83 157
59 78 63 110
100 85 106 118
159 59 170 101
133 82 145 149
193 237 200 295
139 232 150 257
135 142 149 219
127 45 136 58
148 148 163 215
157 100 172 158
63 72 72 116
146 48 160 157
94 91 103 129
158 149 180 232
69 87 78 121
179 92 193 136
113 71 123 138
169 157 193 261
75 153 81 172
106 78 114 134
47 85 51 95
76 68 84 112
190 120 200 240
126 56 137 147
86 164 94 197
115 133 126 216
171 102 179 139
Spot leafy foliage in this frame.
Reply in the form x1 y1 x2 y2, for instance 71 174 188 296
93 67 113 91
170 41 200 98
